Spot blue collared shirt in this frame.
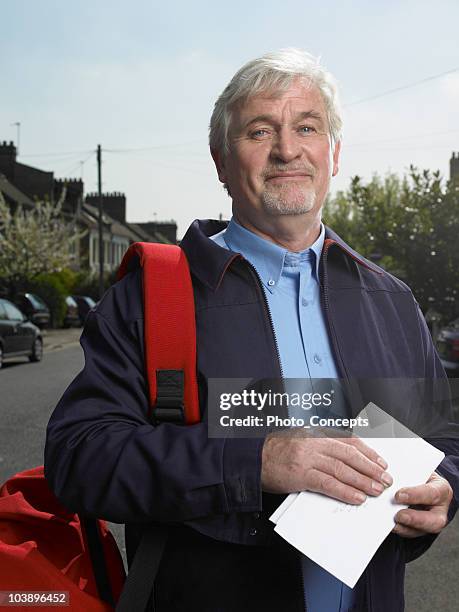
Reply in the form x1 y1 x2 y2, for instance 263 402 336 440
211 218 357 612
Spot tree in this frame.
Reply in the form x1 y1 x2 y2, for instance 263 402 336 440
0 190 81 296
324 167 459 321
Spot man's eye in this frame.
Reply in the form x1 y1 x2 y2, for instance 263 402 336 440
250 129 270 139
299 125 316 134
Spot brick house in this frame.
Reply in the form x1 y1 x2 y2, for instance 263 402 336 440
0 141 177 274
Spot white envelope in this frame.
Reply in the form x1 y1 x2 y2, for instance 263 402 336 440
270 402 445 588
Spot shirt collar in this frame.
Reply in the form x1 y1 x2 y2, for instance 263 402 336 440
223 218 325 290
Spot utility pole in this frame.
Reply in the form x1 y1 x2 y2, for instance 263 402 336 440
97 144 104 299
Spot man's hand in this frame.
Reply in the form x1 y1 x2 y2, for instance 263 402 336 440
261 431 392 504
393 472 453 537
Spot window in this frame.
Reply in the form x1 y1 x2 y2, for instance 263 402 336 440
4 301 24 321
26 293 47 309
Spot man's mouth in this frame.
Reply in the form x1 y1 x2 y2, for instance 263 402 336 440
265 172 312 181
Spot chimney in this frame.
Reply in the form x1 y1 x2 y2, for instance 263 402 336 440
0 141 17 181
85 191 126 223
55 178 84 216
450 152 459 182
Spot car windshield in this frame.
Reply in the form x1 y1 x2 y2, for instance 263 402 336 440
66 296 78 307
26 293 47 309
85 297 96 308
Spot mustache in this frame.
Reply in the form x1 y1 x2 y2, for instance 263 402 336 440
261 165 316 179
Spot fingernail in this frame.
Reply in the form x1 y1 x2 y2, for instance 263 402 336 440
377 457 388 469
400 512 411 525
397 492 408 503
381 472 393 487
355 492 366 503
372 481 384 493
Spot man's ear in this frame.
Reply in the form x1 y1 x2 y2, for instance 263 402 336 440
211 148 227 184
332 140 341 177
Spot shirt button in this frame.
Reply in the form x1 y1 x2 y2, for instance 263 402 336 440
313 354 322 364
267 279 275 286
249 528 258 536
253 512 261 520
302 298 309 307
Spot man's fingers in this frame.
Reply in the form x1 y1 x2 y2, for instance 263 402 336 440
328 440 393 487
315 455 385 496
307 469 368 505
394 508 448 534
347 436 387 468
392 524 425 538
395 480 450 506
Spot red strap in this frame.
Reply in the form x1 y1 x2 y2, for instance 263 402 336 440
118 242 200 425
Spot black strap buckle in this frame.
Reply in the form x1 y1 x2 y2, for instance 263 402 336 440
152 370 185 424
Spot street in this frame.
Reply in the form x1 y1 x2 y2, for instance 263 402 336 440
0 341 458 610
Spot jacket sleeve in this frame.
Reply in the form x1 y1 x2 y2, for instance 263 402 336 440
44 272 263 524
403 305 459 563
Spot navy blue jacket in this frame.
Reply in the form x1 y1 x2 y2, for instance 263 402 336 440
45 220 459 612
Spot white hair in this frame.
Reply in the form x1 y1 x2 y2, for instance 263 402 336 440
209 48 343 156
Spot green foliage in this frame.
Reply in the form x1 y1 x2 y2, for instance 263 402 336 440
27 273 67 328
324 167 459 322
21 267 118 327
52 268 79 294
71 270 118 301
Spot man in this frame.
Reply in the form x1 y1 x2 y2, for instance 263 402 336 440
45 49 458 611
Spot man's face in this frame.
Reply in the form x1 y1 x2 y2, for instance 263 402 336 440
213 79 340 228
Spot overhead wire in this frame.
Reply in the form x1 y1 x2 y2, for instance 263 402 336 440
103 139 205 153
56 151 96 178
20 149 93 159
347 142 457 153
346 128 459 148
344 66 459 107
15 66 459 162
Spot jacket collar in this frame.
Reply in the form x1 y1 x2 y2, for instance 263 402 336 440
179 219 382 291
323 227 383 275
180 219 240 291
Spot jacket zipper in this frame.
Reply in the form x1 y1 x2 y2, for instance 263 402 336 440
243 259 307 612
321 240 349 380
300 563 307 612
244 260 284 380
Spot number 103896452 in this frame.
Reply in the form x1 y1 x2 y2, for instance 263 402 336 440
0 592 69 606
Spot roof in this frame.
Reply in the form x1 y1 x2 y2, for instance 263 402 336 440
82 203 146 241
127 222 172 244
0 174 35 208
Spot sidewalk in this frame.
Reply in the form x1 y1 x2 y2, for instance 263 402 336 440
40 327 82 352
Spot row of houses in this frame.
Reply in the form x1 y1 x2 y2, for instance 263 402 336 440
0 141 177 274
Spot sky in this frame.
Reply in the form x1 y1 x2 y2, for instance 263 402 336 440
2 0 459 238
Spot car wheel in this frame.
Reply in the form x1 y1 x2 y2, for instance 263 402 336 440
29 337 43 362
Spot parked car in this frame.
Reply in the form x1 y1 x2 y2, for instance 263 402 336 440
437 318 459 376
14 293 50 329
63 296 81 328
72 295 97 325
0 299 43 368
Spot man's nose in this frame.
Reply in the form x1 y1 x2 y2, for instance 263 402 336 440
270 127 302 163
